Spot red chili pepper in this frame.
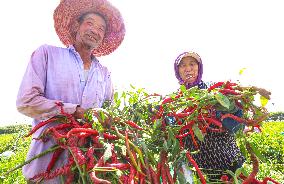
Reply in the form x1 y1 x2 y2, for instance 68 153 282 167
243 142 259 184
198 117 223 127
176 131 191 139
156 161 162 183
221 114 248 124
189 129 199 149
103 133 119 140
125 120 144 130
89 171 111 184
86 147 95 170
182 106 197 113
164 164 174 184
185 151 206 184
25 117 59 137
31 156 74 181
235 100 243 109
208 82 224 92
66 128 99 138
69 147 86 166
53 123 73 131
149 165 159 184
46 147 64 172
175 112 189 119
125 130 142 174
162 97 174 104
128 165 136 183
262 177 281 184
104 163 130 170
65 171 74 183
48 127 67 139
119 175 129 183
179 121 195 132
161 164 168 184
220 175 229 182
110 144 118 164
207 127 226 133
219 89 240 95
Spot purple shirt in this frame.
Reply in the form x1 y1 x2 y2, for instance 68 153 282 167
16 44 113 182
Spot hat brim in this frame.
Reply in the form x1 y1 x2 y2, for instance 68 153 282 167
53 0 125 57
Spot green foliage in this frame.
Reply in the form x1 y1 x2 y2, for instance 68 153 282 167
242 122 284 183
267 111 284 122
0 130 31 184
0 124 31 135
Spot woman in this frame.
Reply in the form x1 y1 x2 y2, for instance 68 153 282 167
174 51 245 181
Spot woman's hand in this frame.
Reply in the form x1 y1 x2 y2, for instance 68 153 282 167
252 86 271 100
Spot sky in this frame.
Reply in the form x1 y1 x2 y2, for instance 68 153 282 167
0 0 283 126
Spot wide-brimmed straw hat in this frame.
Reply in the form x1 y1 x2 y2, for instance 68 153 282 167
54 0 125 57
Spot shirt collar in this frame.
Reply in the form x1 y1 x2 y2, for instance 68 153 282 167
68 45 99 63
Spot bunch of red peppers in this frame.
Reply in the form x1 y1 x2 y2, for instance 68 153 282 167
4 81 281 184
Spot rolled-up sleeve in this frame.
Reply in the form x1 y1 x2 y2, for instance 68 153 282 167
16 45 77 120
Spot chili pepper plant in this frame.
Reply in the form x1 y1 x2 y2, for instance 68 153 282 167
2 81 281 184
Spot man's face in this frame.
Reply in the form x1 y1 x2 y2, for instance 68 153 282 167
76 13 106 49
178 56 199 84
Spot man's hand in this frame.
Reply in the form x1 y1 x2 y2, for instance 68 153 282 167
73 106 86 119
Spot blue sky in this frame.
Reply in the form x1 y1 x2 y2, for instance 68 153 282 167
0 0 283 126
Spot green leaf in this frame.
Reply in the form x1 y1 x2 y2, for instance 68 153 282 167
250 142 267 162
130 84 135 89
103 143 112 163
153 119 162 130
192 124 204 142
215 92 231 110
114 92 118 101
226 170 239 184
235 167 243 177
180 85 187 93
163 140 168 151
171 138 180 158
177 169 187 184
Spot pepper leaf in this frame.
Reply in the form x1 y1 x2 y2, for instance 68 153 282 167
215 92 231 110
250 142 267 162
192 124 204 142
103 143 112 163
180 85 187 93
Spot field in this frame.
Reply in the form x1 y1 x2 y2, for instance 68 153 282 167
0 122 283 184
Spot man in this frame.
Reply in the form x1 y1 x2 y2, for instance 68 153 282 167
16 0 125 183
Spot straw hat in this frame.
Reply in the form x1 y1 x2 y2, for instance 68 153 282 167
54 0 125 56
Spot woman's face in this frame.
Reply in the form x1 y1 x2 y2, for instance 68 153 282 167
178 56 199 84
